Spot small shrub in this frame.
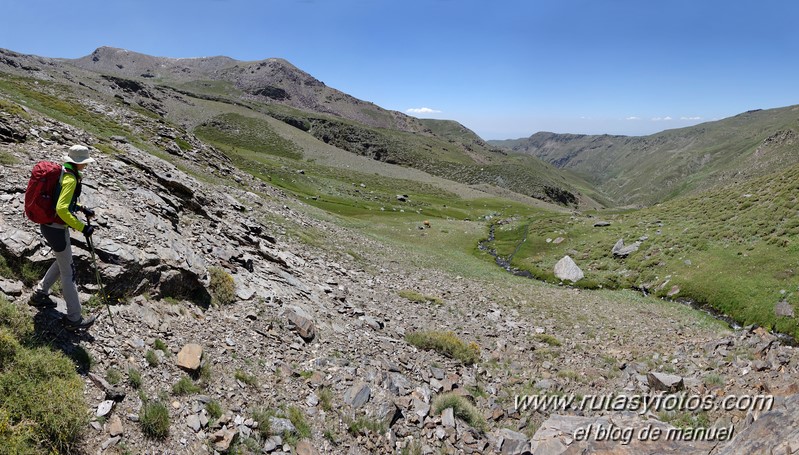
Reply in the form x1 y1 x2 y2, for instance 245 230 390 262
105 368 122 385
432 392 485 431
0 256 14 280
198 362 212 385
20 262 45 287
347 416 386 435
209 267 236 306
299 370 314 379
323 428 337 444
153 339 169 354
251 408 275 439
0 297 33 340
0 328 20 368
206 400 223 421
172 376 200 396
318 386 333 412
140 400 170 439
398 289 444 305
145 350 159 367
533 333 562 346
704 373 724 387
234 369 258 387
287 406 311 439
405 331 481 365
70 346 94 372
128 368 142 389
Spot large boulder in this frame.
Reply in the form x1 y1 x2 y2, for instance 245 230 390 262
554 256 584 283
612 238 641 258
718 394 799 454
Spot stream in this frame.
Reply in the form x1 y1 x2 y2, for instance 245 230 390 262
478 223 797 346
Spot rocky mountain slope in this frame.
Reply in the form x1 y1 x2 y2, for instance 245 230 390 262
1 47 799 454
490 106 799 206
68 47 422 134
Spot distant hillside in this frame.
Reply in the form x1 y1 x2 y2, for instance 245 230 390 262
0 46 600 209
490 106 799 206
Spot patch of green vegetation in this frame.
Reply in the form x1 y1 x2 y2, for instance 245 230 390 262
128 368 142 389
658 410 711 430
153 339 169 354
19 262 45 287
206 400 223 421
556 369 581 381
482 162 799 338
70 346 94 373
318 386 333 412
0 256 15 278
139 398 170 439
347 416 387 435
405 331 481 365
234 369 258 387
286 406 311 440
209 266 236 306
106 368 122 386
145 350 159 367
299 370 314 379
398 289 444 305
431 392 486 431
533 333 562 347
195 112 302 160
0 150 18 165
251 408 275 440
0 297 86 453
198 362 213 386
0 74 132 141
175 137 192 151
703 373 724 388
0 97 31 119
172 376 201 395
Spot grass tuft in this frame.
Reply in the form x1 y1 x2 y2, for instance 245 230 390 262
431 392 486 431
140 399 170 439
172 376 201 395
405 330 481 365
398 289 444 305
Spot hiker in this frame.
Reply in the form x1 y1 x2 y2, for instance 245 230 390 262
29 145 98 330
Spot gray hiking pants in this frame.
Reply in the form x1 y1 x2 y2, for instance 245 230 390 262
36 224 81 321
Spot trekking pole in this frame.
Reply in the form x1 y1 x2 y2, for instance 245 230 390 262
85 222 117 334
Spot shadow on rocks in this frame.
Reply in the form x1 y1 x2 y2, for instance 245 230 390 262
31 307 96 374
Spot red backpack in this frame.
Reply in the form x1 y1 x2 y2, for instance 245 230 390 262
24 161 65 224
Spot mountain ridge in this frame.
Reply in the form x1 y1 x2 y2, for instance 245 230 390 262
490 105 799 205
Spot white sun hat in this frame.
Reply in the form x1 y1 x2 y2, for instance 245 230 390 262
62 145 96 164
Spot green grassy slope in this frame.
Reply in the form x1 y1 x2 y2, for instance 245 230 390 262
483 162 799 337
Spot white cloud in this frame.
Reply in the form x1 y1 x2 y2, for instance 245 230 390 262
680 116 702 120
626 116 640 120
652 116 673 121
406 107 442 114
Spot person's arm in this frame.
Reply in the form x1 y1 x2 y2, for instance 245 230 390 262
55 173 86 232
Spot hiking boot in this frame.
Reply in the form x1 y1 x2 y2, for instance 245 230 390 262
62 314 96 331
29 290 56 308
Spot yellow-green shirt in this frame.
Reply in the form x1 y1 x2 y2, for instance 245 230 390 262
55 167 85 232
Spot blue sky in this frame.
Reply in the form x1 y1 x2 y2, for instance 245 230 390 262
3 0 798 139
